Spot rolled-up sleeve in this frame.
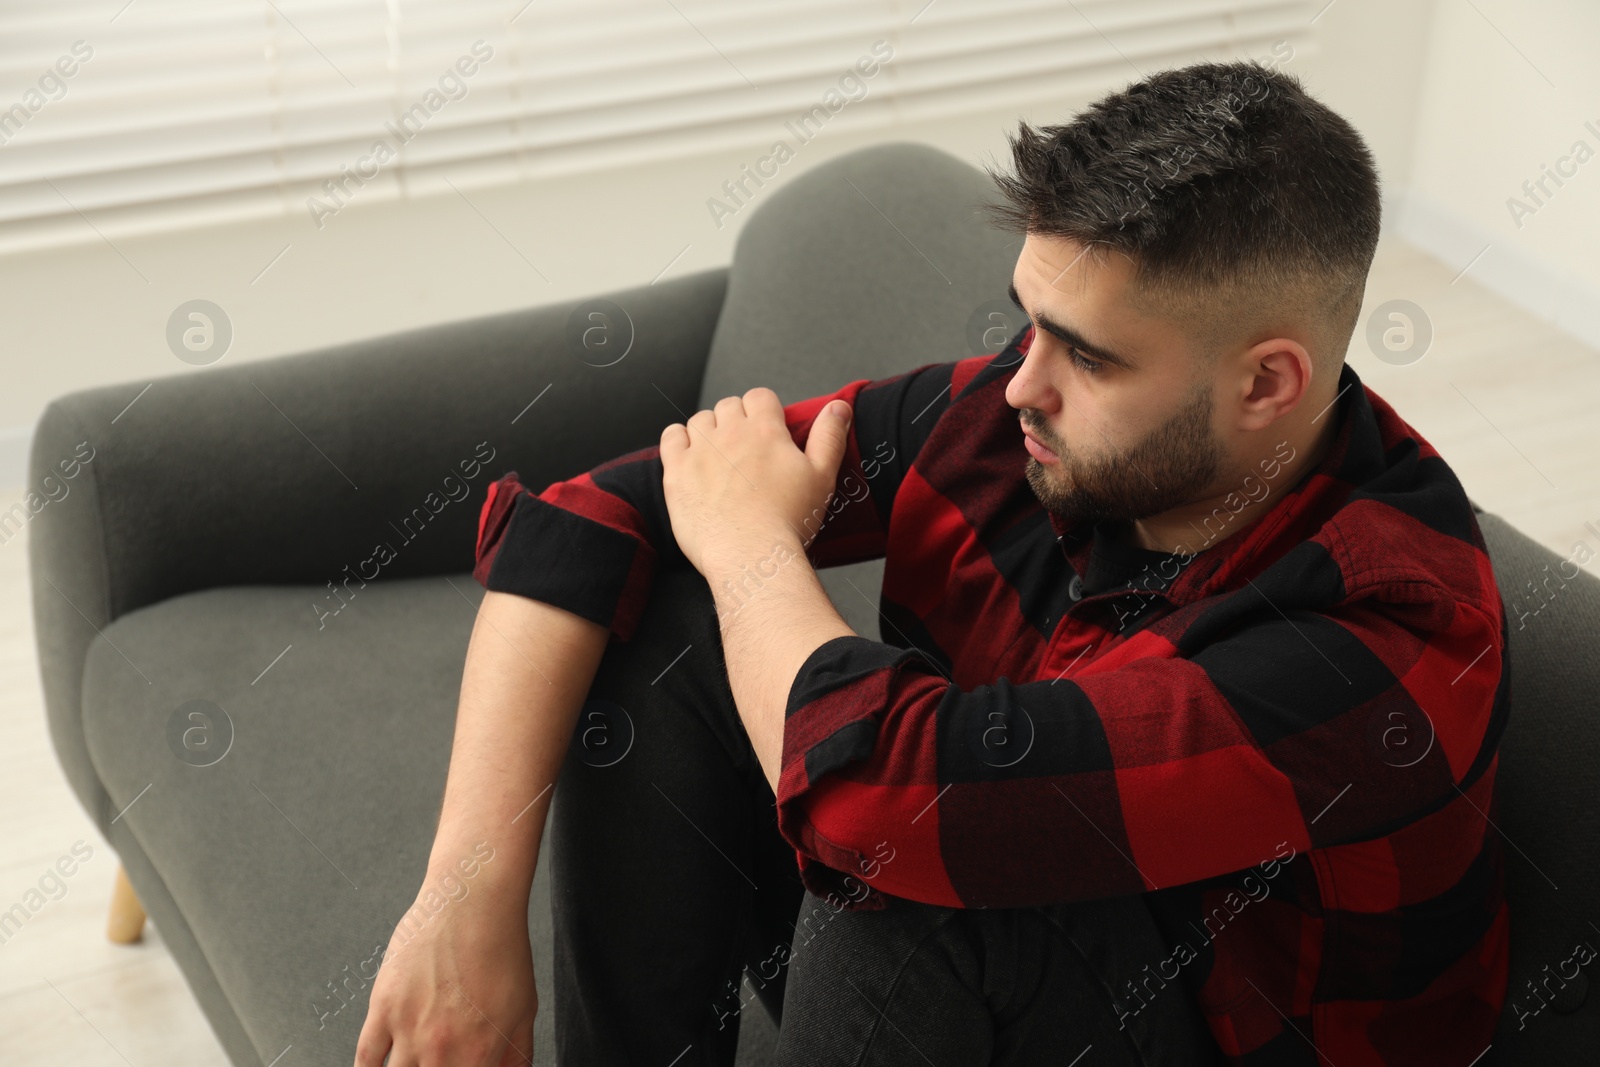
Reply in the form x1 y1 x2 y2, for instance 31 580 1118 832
774 588 1506 911
471 354 973 642
472 463 663 641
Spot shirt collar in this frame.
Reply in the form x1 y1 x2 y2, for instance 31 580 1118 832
1047 361 1369 607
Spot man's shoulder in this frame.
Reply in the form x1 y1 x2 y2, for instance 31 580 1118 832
1322 382 1498 614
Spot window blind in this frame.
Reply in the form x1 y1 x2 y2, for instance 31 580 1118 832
0 0 1316 256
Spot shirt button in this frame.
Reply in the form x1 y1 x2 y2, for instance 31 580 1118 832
1551 970 1588 1014
1068 574 1083 602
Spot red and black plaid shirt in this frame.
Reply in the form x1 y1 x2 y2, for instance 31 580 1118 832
474 325 1511 1064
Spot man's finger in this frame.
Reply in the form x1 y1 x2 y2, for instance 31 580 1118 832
686 408 718 436
353 1018 393 1067
495 1017 535 1067
660 422 690 456
742 386 785 422
804 399 852 477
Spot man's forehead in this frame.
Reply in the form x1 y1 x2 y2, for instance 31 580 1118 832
1014 235 1133 295
1017 236 1140 316
1008 236 1192 373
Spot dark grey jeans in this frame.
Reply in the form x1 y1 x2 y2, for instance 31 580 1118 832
547 556 1220 1066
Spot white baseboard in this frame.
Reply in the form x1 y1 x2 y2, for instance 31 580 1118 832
1383 186 1600 351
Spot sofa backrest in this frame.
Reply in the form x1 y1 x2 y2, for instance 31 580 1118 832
699 140 1025 410
1480 512 1600 1060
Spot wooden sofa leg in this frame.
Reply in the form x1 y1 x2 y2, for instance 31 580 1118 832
107 864 146 944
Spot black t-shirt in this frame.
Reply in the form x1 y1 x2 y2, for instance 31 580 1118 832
1080 519 1185 598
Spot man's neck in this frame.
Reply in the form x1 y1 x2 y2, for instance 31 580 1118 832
1127 410 1340 556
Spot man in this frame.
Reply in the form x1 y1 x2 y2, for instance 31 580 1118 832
356 60 1509 1066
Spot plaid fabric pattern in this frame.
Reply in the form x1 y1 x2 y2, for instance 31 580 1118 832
474 325 1511 1063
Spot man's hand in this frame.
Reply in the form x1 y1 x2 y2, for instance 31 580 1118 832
355 877 536 1067
660 387 853 575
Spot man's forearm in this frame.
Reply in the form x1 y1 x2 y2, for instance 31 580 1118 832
705 533 857 794
426 590 610 913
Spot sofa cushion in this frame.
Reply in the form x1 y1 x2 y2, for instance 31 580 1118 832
80 573 780 1065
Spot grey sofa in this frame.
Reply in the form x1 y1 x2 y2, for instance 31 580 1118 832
28 140 1600 1066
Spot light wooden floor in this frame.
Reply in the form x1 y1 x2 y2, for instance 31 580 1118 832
1 234 1597 1066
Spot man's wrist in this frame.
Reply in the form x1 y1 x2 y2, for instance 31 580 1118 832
702 527 805 578
419 841 533 918
702 528 810 615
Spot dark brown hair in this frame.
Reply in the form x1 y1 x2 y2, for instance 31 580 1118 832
982 60 1381 373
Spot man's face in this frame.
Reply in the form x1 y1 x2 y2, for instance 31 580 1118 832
1003 233 1227 529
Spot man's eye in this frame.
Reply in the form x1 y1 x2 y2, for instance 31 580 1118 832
1066 347 1101 373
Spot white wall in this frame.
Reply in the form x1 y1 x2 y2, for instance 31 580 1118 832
0 0 1443 488
1394 0 1600 346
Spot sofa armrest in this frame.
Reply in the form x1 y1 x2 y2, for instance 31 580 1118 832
28 265 726 823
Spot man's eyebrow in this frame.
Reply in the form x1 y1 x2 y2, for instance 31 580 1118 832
1007 281 1136 371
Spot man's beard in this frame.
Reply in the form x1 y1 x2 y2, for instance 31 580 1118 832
1022 380 1224 529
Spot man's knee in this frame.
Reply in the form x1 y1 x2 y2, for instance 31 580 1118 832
637 555 720 645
